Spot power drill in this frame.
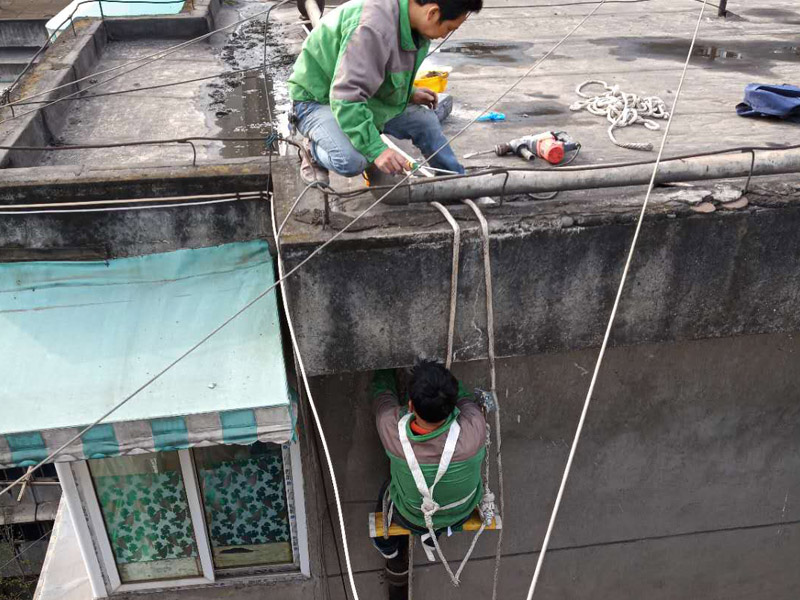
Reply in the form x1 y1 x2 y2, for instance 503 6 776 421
466 131 580 164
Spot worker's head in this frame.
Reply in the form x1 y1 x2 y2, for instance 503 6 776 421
408 359 459 425
409 0 482 40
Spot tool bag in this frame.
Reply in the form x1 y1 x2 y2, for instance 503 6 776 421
736 83 800 122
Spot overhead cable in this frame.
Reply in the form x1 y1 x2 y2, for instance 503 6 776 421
270 191 361 600
7 67 262 107
0 0 608 565
2 0 187 105
0 0 291 127
524 1 710 598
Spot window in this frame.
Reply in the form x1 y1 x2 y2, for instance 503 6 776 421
66 441 306 594
194 442 294 570
88 453 202 583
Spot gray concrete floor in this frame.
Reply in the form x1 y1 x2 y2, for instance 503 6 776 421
37 0 294 168
0 0 71 20
271 0 800 219
18 0 800 179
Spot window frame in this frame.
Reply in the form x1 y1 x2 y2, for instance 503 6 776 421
59 440 308 597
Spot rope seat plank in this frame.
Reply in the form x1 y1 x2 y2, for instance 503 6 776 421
368 509 502 538
569 79 670 151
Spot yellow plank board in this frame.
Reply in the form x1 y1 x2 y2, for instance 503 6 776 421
369 510 502 538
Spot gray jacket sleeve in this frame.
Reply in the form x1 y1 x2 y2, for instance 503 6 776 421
329 24 391 160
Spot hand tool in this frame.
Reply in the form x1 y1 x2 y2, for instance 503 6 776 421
463 131 580 164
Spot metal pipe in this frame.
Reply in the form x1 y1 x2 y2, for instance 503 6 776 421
386 147 800 205
304 0 322 28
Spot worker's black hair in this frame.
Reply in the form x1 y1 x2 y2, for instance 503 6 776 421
409 359 459 423
415 0 483 22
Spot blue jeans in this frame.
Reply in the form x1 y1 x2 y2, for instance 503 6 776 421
292 101 464 177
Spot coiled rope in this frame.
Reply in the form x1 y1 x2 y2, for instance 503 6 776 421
569 79 670 151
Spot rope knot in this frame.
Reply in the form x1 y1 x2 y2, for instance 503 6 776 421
421 498 440 517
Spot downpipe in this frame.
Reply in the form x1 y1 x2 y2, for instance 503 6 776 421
382 147 800 205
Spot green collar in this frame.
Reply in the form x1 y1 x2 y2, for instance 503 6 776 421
398 0 417 51
406 407 461 442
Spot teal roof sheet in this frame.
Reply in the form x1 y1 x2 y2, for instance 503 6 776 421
0 241 292 467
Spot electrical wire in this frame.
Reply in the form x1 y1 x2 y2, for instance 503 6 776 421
0 0 292 127
0 528 52 576
0 191 262 211
271 191 359 600
466 0 721 10
7 67 262 106
1 0 188 106
0 136 295 152
524 1 710 598
331 143 800 200
0 11 608 600
1 134 775 211
0 196 247 215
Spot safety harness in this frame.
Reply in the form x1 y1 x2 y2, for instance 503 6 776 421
383 411 496 586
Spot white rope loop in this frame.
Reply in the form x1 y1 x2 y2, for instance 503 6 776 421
271 195 362 600
462 199 505 600
570 79 670 151
430 201 462 370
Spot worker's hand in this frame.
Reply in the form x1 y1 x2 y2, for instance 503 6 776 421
373 148 408 175
411 87 438 109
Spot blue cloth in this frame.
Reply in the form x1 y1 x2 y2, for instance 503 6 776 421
476 111 506 122
736 83 800 122
293 102 464 176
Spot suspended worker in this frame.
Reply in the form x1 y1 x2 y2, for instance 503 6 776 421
287 0 482 185
372 360 487 593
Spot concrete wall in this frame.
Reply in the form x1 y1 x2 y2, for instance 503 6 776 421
0 20 49 47
304 331 800 599
282 191 800 376
0 198 272 259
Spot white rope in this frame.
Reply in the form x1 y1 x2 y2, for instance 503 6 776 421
0 0 605 547
525 3 710 599
430 202 461 369
421 201 499 588
462 199 505 600
569 79 670 151
271 195 362 600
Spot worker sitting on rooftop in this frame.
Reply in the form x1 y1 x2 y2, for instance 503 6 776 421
287 0 482 184
372 360 486 577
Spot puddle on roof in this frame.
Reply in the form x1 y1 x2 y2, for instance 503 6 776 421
744 8 800 25
434 41 534 64
592 37 800 73
207 1 294 159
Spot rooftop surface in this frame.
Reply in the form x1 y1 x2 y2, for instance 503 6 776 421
0 0 71 20
268 0 800 238
0 0 798 215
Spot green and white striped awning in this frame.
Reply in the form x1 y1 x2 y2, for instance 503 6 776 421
0 240 294 469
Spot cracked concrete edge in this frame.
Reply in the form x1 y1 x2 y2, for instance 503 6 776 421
0 156 292 203
0 0 223 167
276 174 800 252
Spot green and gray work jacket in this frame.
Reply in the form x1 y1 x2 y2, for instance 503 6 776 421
287 0 430 162
372 370 486 530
